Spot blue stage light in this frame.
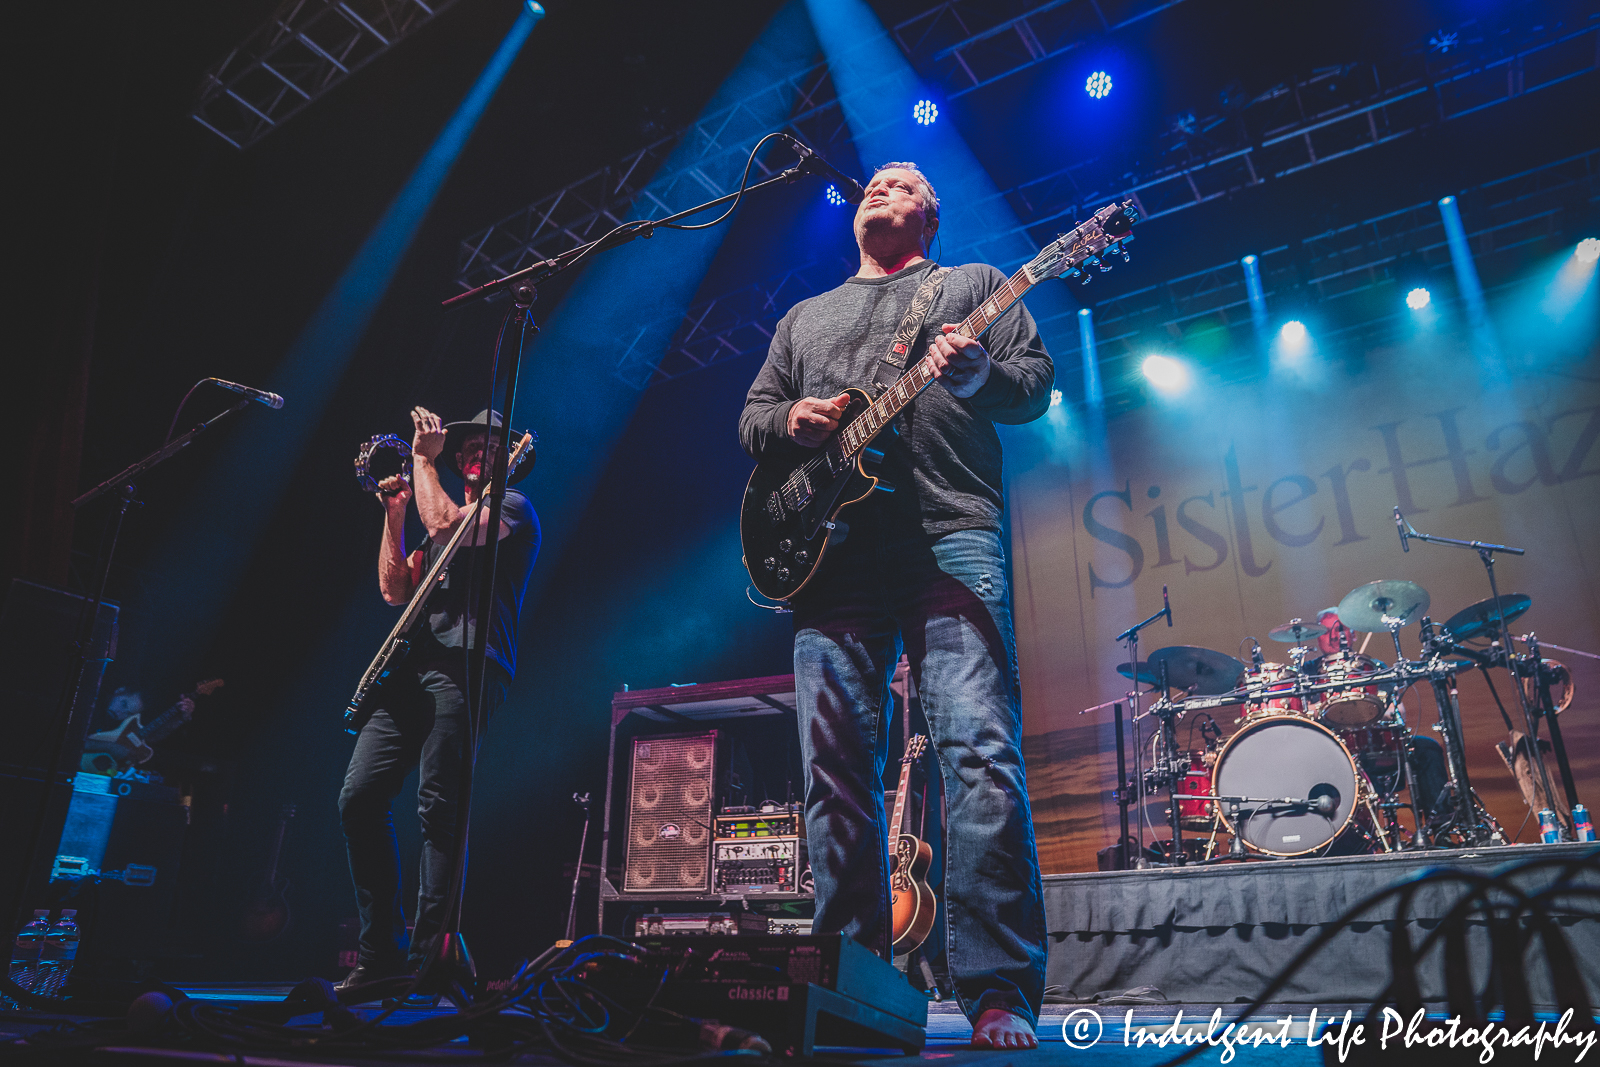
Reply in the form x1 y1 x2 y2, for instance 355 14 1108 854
1406 287 1431 310
825 184 846 206
913 99 938 125
1142 354 1189 393
1086 71 1112 99
1578 237 1600 265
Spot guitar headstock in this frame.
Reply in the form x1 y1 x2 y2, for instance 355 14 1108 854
195 678 226 698
506 431 537 480
1025 199 1138 285
903 734 928 763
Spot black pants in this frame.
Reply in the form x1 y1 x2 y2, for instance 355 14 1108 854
338 655 509 966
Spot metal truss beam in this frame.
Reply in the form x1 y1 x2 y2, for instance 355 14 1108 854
891 0 1192 99
193 0 467 149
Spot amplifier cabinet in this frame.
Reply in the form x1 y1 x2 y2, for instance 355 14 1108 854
622 731 720 893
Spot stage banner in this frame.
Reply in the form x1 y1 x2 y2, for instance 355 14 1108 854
1008 343 1600 873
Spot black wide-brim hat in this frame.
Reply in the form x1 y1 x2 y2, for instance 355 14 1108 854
442 409 537 485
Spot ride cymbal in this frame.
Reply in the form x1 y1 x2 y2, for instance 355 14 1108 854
1147 646 1245 695
1336 580 1430 633
1442 593 1532 642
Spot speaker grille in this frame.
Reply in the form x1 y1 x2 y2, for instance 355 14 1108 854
624 731 716 892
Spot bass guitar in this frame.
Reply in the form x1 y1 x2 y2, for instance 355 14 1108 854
741 200 1137 600
890 734 936 955
343 432 534 734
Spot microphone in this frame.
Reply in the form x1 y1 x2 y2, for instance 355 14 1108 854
1312 794 1338 816
211 378 285 410
1394 506 1409 553
1251 641 1264 668
783 135 864 204
1163 585 1173 627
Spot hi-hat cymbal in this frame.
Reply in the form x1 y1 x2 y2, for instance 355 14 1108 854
1442 593 1532 642
1116 661 1160 688
1147 646 1245 695
1268 618 1329 644
1336 580 1431 632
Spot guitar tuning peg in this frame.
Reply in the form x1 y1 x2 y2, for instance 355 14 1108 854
1078 271 1093 285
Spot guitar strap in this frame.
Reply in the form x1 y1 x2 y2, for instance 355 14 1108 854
871 265 953 396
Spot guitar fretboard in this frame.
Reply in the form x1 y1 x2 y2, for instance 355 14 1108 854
833 264 1036 463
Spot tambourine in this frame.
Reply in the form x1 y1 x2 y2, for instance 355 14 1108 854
355 434 413 495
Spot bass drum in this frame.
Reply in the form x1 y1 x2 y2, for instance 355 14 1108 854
1212 715 1360 857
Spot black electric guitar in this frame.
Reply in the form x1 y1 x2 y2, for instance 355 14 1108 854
342 432 534 734
740 200 1138 600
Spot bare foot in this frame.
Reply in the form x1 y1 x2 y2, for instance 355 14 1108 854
970 1007 1039 1049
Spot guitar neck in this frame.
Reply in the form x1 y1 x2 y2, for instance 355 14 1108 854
835 264 1037 463
889 758 915 840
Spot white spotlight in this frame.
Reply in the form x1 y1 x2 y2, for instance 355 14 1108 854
1142 354 1190 393
1280 320 1307 343
1577 238 1600 265
1406 287 1432 311
1049 388 1064 408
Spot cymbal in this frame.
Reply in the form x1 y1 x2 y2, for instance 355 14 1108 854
1268 618 1328 643
1147 646 1245 696
1442 593 1532 642
1116 661 1160 688
1336 579 1430 633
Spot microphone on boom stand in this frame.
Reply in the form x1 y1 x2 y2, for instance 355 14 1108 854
780 135 865 203
1394 506 1410 552
211 378 285 410
1163 584 1173 627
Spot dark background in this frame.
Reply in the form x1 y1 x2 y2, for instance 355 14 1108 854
8 0 1596 979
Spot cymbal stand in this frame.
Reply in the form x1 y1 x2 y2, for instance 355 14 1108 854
1417 619 1506 846
1114 589 1173 868
1396 514 1556 837
1525 634 1582 815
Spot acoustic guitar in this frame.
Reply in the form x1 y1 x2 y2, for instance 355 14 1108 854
740 201 1137 600
889 734 936 956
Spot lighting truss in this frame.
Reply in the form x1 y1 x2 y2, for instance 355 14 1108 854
192 0 469 149
892 0 1190 98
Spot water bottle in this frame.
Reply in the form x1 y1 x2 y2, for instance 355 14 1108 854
6 910 51 1002
33 911 80 998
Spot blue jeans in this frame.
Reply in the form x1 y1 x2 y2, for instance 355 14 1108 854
792 527 1047 1027
338 655 508 966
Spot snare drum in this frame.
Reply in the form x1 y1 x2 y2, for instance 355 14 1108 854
1312 652 1390 727
1240 662 1306 720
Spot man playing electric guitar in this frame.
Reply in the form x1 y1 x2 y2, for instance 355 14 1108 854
738 164 1051 1050
337 407 540 991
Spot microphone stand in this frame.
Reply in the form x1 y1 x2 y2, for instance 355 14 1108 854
1394 511 1560 837
1113 588 1172 867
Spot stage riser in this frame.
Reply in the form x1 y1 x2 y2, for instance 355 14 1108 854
1043 843 1600 1006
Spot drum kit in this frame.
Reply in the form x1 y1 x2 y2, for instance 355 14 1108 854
1100 569 1592 868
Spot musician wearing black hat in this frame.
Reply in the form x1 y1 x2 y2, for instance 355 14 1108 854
337 406 540 991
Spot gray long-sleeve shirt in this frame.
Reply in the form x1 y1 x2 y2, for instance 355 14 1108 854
739 259 1054 538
